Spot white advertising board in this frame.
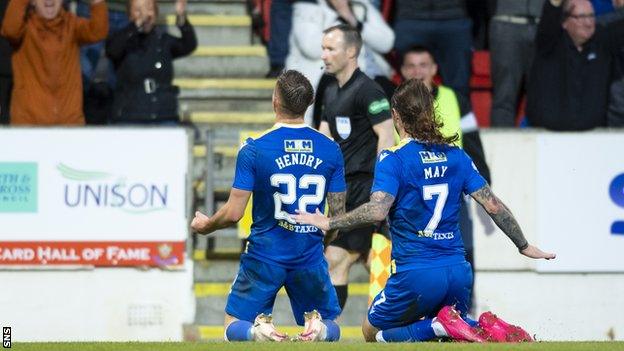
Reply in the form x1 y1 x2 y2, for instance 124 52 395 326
0 128 189 267
535 133 624 272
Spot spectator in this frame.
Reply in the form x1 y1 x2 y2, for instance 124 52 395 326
286 0 394 124
595 0 624 126
105 0 197 124
265 0 292 78
1 0 108 125
526 0 624 130
76 0 129 124
399 46 491 308
392 0 472 98
489 0 544 127
0 0 12 124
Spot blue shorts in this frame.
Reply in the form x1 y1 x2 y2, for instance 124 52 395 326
225 254 341 326
368 262 473 330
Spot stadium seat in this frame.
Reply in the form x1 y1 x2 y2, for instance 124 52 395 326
470 50 492 127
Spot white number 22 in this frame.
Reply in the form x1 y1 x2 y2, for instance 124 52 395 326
422 183 449 234
270 173 326 224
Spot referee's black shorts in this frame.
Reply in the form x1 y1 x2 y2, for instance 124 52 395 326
328 174 389 255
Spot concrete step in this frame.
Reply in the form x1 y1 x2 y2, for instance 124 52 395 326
180 98 272 113
159 1 248 16
177 78 274 100
185 324 364 341
195 293 370 327
175 46 268 77
166 15 255 46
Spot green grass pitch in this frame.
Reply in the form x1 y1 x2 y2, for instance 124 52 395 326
13 342 624 351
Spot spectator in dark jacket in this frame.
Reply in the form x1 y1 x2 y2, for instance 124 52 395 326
106 0 197 124
526 0 624 130
392 0 473 98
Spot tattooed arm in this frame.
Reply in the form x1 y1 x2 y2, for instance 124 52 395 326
329 191 394 231
294 191 394 232
471 185 556 259
324 191 346 245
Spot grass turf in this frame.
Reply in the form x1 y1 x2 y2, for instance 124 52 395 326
13 342 624 351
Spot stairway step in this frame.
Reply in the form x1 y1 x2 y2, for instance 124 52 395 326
160 2 247 15
167 14 251 26
188 325 363 340
194 282 370 297
176 78 275 89
194 294 369 325
186 111 274 124
180 98 272 113
175 58 267 77
192 45 266 56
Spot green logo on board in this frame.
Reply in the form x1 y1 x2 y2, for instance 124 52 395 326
0 162 38 212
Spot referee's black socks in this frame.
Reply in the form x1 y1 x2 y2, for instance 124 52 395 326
334 284 348 310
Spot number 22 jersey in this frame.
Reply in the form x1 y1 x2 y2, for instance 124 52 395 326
233 123 346 268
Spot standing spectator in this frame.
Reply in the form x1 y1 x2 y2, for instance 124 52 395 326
1 0 108 125
105 0 197 124
265 0 292 77
595 0 624 126
0 0 12 124
489 0 544 127
527 0 624 130
318 25 395 312
286 0 394 124
392 0 472 98
76 0 128 86
76 0 129 125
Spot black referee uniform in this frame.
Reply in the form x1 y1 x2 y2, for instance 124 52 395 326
321 68 391 254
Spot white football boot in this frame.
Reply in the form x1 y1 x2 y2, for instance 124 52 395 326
295 310 327 342
250 313 288 342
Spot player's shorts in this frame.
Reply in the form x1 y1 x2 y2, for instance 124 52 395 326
329 173 388 254
367 262 473 330
225 254 341 326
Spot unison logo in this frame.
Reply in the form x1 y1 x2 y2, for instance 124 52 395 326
58 163 168 213
609 173 624 235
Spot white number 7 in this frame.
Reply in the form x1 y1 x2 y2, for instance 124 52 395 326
422 183 448 235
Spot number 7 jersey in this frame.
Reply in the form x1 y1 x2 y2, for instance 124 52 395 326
232 123 346 268
372 138 487 272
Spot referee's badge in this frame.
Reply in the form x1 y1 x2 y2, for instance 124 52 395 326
336 116 351 139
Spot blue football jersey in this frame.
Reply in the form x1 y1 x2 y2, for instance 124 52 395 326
371 139 487 271
233 123 346 268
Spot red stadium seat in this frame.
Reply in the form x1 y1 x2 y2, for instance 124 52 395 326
470 50 492 127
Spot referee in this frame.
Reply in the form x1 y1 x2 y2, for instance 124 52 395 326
317 24 395 311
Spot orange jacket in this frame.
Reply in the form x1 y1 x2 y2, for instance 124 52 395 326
1 0 108 125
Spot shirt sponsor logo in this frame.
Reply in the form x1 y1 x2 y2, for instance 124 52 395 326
284 139 313 153
336 116 351 139
419 151 447 164
0 162 38 213
368 99 390 115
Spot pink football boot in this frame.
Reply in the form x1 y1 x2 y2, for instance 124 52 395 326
435 306 487 343
479 311 534 342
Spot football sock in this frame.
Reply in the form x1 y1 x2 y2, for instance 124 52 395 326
464 316 478 328
380 319 436 342
321 319 341 341
225 320 253 341
334 284 348 310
